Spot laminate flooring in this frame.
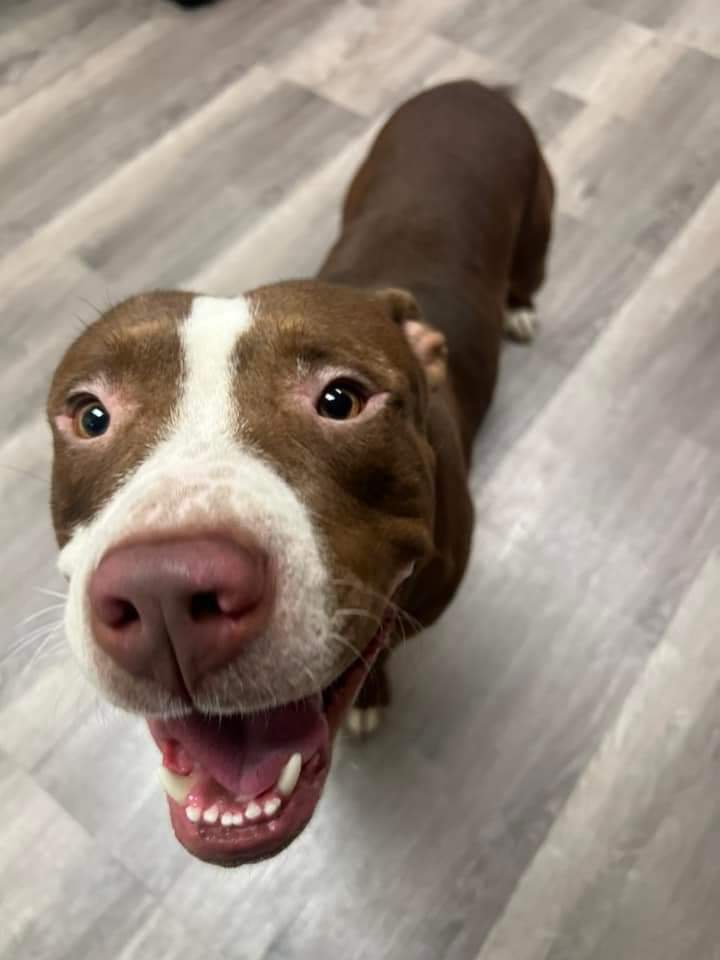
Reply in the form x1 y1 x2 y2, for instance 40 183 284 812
1 1 719 957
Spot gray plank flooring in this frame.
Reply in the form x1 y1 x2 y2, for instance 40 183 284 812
0 0 719 957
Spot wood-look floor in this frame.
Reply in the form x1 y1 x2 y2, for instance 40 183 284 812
1 1 719 958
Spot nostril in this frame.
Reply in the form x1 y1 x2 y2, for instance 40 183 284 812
89 537 272 692
102 597 141 629
189 587 262 622
190 591 223 622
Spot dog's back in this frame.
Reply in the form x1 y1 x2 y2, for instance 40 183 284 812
320 81 554 448
320 81 554 627
333 82 541 289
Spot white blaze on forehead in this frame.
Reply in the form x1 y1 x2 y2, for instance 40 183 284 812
58 292 334 716
178 295 252 439
58 294 254 580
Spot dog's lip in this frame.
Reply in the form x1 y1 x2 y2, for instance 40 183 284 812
149 619 392 866
165 749 329 866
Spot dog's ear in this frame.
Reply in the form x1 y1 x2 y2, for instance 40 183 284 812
376 288 447 390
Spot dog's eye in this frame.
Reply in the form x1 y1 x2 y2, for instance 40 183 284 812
73 399 111 439
316 380 366 421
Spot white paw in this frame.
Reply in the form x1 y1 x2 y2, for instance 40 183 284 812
504 307 538 343
345 706 383 738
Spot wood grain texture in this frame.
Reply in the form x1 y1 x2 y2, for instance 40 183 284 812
475 550 720 960
1 0 719 957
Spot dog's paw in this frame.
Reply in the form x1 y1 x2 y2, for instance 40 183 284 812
503 307 538 343
345 706 384 739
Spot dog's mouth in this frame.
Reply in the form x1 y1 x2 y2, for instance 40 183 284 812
147 625 389 866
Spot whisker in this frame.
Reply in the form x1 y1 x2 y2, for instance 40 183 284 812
394 615 410 650
104 290 114 312
26 644 67 673
18 622 63 648
33 587 68 600
18 603 66 627
15 627 64 680
0 464 48 484
78 296 104 319
328 630 372 672
89 698 115 729
331 576 423 635
5 624 63 660
332 606 383 626
19 617 64 641
301 664 319 690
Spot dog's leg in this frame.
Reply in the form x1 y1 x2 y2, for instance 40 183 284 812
505 152 555 343
345 650 390 739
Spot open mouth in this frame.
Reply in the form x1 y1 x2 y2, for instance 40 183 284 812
148 626 388 866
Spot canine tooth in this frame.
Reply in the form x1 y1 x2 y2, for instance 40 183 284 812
231 813 244 826
202 805 219 824
157 767 199 805
221 812 234 827
277 753 302 797
264 797 281 817
245 802 261 820
186 805 202 823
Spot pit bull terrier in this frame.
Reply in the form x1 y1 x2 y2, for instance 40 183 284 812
47 81 554 866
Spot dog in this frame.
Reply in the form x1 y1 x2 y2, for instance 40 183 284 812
47 81 554 866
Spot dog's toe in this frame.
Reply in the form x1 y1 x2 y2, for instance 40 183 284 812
503 307 538 343
345 706 384 739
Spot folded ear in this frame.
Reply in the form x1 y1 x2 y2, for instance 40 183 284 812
376 288 448 390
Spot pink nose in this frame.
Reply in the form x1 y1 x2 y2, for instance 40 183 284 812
88 536 273 698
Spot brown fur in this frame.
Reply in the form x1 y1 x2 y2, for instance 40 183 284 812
317 80 554 709
48 293 189 545
47 81 554 728
240 281 440 640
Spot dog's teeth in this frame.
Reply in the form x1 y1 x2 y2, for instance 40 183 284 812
245 802 261 820
231 812 244 826
221 812 234 827
186 805 202 823
276 752 302 798
202 805 219 824
157 767 199 805
264 797 281 817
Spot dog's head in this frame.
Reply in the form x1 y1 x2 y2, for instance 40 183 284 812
47 280 446 865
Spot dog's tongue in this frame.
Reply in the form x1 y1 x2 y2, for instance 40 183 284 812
148 695 327 799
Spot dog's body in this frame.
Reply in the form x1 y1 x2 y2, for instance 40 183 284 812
321 81 554 723
47 82 553 865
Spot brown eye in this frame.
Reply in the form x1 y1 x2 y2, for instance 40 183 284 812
316 380 366 421
72 399 110 439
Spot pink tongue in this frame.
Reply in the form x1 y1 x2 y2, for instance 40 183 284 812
149 695 327 799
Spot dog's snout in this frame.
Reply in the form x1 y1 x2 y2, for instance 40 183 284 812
89 536 273 697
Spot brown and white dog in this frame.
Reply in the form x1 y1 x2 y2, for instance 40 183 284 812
47 82 553 866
